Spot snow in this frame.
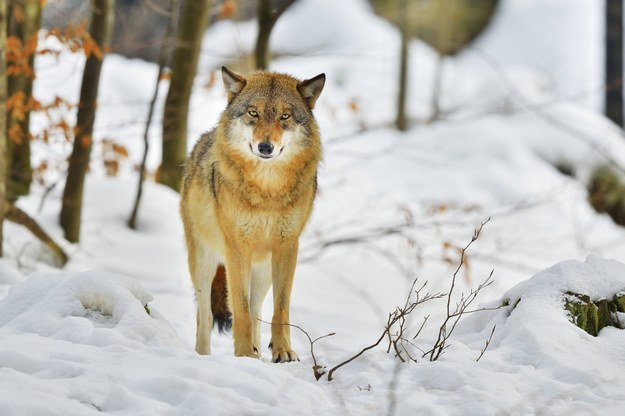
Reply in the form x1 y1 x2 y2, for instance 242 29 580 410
2 255 624 414
3 0 625 414
0 273 331 415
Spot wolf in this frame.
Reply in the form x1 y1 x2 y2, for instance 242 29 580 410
180 66 325 362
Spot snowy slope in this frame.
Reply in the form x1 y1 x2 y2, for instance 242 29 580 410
2 249 624 414
2 0 625 414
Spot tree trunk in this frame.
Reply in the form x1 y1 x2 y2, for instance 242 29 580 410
60 0 114 243
395 0 408 131
605 0 623 128
160 0 212 192
255 0 276 70
254 0 295 70
6 0 42 202
0 0 7 256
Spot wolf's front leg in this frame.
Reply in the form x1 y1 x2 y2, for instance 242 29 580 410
224 244 257 358
251 264 272 358
270 239 300 363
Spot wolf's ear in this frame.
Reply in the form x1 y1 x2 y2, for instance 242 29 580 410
222 66 246 103
297 73 325 109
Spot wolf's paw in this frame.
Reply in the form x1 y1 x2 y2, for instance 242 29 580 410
247 350 260 359
235 345 260 359
271 348 299 363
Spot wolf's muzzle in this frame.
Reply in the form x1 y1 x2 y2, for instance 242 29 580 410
258 141 274 156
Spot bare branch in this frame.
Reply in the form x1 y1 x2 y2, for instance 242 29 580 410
425 218 494 362
295 220 498 380
326 276 444 381
259 319 334 380
128 0 178 229
141 0 175 17
412 315 430 340
5 204 68 266
476 325 496 362
327 319 389 382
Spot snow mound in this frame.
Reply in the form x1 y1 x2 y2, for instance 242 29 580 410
447 255 625 413
0 271 333 415
503 254 625 310
0 270 185 349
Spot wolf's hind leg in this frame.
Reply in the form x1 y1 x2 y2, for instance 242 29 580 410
251 262 272 357
189 240 220 355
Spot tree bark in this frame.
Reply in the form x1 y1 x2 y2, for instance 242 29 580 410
60 0 114 243
254 0 295 70
160 0 212 192
605 0 623 127
6 0 42 202
0 0 7 256
395 0 408 131
255 0 275 70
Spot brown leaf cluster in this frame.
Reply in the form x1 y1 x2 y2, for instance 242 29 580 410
102 139 130 177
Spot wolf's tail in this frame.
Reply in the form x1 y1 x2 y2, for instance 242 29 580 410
211 265 232 333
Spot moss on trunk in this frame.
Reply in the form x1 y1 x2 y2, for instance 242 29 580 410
564 291 625 336
615 293 625 312
587 166 625 227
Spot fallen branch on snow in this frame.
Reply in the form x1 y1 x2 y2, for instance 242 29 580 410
4 203 68 266
326 278 444 381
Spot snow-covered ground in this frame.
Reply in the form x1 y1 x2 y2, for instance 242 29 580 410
2 0 625 414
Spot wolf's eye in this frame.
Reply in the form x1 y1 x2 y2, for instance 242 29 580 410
280 113 290 120
248 110 259 117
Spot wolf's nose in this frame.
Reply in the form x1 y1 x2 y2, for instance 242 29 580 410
258 142 274 155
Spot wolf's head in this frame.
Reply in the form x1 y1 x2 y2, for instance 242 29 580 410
219 67 325 161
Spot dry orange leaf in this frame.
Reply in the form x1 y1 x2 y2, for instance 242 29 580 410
112 143 129 158
219 0 237 19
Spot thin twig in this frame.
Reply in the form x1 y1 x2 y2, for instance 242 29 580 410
326 276 444 381
258 319 334 380
425 218 493 361
37 179 60 214
327 323 389 382
476 325 496 362
128 0 178 229
412 315 430 340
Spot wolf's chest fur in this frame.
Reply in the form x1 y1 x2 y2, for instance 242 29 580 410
216 148 315 211
212 148 316 245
